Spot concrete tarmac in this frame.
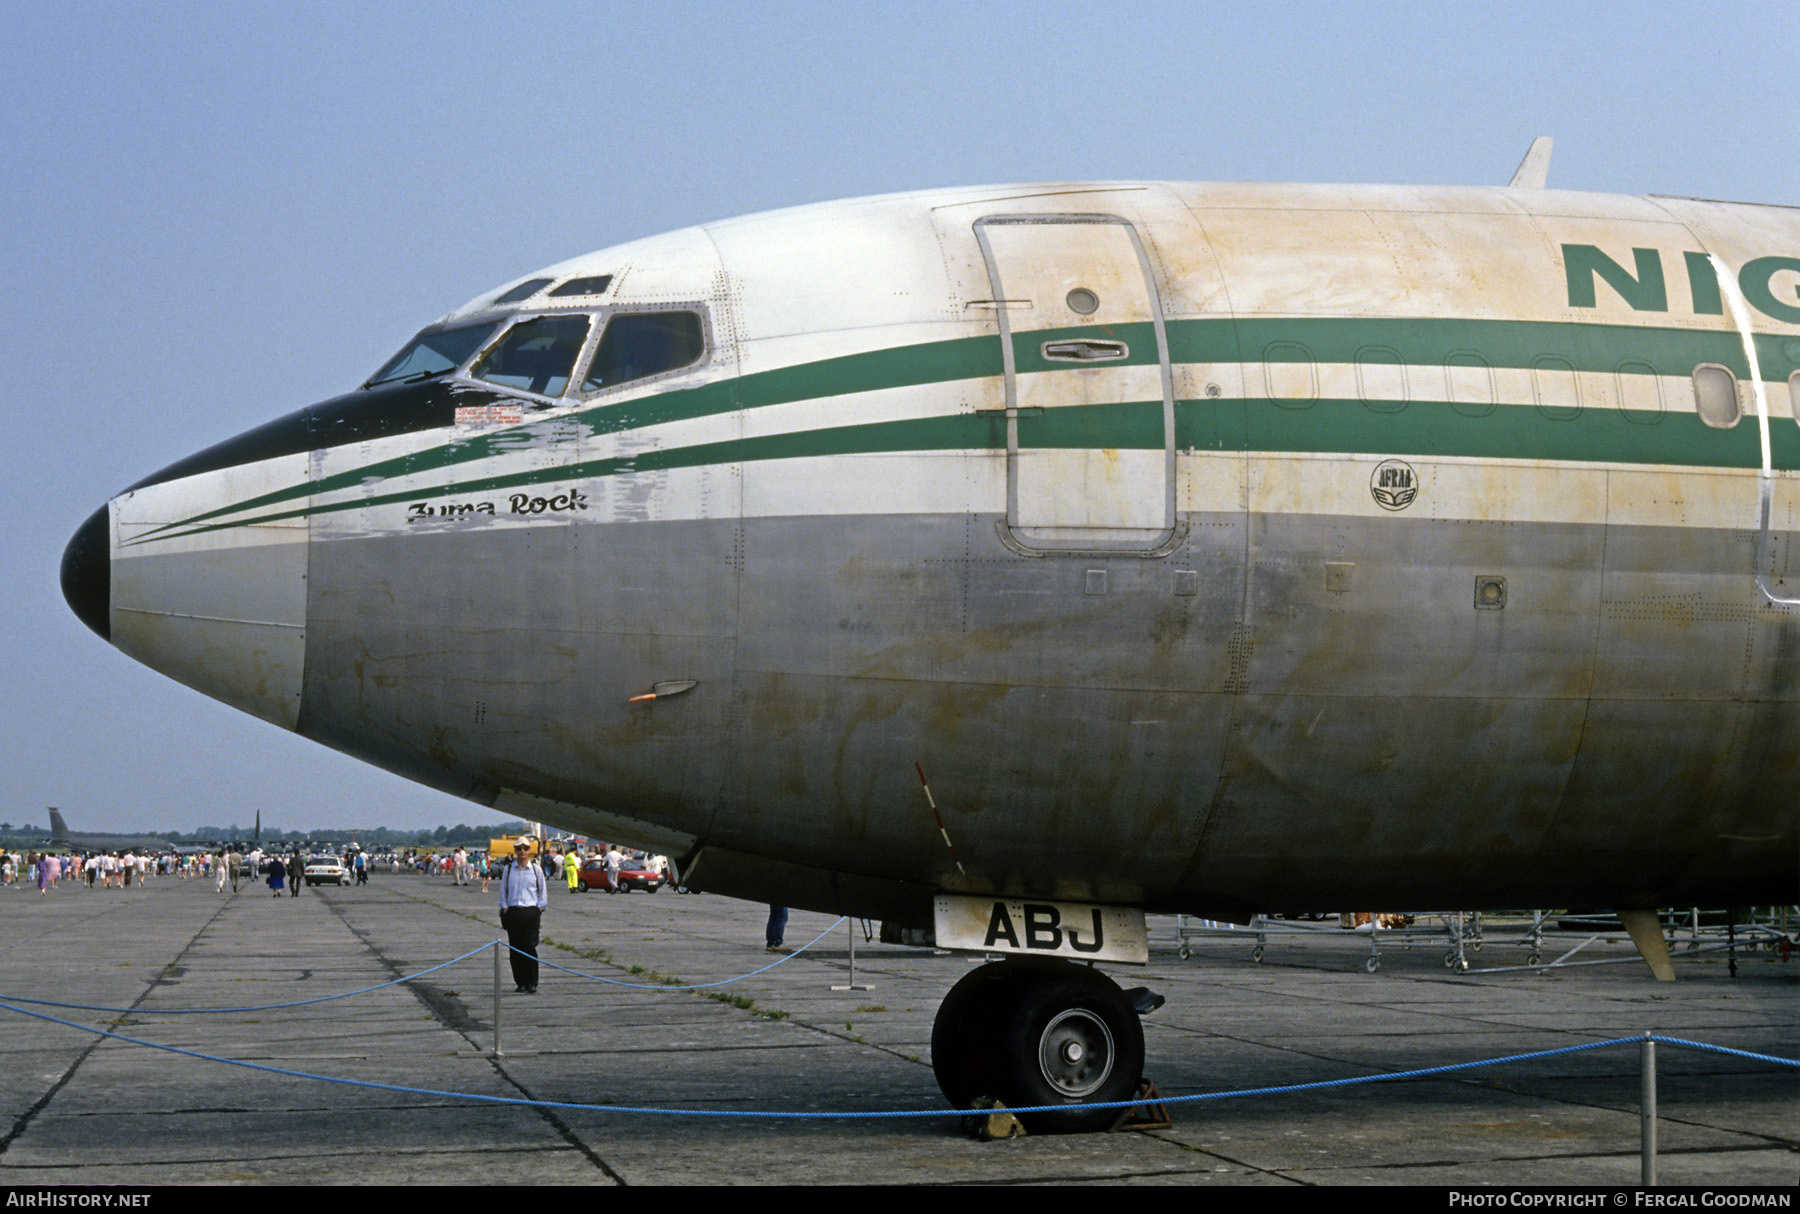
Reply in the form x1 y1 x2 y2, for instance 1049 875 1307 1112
0 870 1793 1186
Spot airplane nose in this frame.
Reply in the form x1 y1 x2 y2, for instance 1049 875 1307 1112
69 447 312 732
61 505 112 642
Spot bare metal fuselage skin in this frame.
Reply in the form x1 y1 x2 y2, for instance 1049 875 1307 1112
65 181 1800 925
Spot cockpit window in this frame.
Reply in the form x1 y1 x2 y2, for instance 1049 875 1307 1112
365 322 500 388
469 314 592 397
549 274 613 298
581 311 706 392
493 278 554 305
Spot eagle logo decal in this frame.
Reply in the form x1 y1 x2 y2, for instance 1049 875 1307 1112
1370 459 1419 511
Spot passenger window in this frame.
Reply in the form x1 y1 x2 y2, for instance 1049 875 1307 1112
1532 355 1581 421
1615 360 1664 424
1445 351 1495 418
582 311 706 392
1262 341 1316 411
1691 364 1741 429
469 315 592 397
1355 345 1407 414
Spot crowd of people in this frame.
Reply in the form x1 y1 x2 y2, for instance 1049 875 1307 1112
0 846 374 894
4 848 202 891
6 837 781 998
411 842 670 895
2 837 673 906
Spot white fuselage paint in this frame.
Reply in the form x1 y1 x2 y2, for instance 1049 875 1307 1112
84 180 1800 920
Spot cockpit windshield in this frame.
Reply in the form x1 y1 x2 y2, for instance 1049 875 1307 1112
364 322 499 388
469 314 592 397
363 305 706 399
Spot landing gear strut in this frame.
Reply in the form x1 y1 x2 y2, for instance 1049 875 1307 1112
931 958 1145 1133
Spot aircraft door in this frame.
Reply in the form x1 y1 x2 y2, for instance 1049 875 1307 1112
975 215 1179 554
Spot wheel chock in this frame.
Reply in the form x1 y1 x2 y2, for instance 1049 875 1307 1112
962 1097 1026 1140
1109 1078 1172 1131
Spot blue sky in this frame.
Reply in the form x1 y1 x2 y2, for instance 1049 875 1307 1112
5 1 1795 833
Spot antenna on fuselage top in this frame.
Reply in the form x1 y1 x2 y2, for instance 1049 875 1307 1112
1508 136 1553 189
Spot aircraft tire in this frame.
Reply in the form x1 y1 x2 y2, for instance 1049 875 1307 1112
930 965 1010 1111
991 966 1144 1134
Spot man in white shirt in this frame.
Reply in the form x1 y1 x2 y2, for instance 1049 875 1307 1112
497 841 548 992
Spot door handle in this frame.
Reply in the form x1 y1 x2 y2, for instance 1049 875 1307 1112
1041 339 1127 362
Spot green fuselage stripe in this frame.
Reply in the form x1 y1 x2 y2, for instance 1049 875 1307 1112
1212 316 1797 380
132 312 1800 542
137 393 1800 546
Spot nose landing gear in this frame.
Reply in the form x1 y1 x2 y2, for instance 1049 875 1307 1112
931 957 1146 1133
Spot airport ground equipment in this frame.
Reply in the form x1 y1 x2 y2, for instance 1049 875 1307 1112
1172 912 1480 972
1171 908 1798 977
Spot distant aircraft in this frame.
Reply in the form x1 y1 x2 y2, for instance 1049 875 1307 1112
61 140 1799 1129
45 807 198 855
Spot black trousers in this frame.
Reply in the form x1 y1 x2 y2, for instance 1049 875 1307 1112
500 905 541 989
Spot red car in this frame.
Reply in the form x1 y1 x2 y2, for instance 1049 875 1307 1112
578 856 665 893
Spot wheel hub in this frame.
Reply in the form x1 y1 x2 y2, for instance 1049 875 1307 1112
1037 1008 1114 1098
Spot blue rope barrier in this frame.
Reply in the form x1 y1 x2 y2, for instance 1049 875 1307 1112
0 990 1788 1121
1634 1035 1800 1070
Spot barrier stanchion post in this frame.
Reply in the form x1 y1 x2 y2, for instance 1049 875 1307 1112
1640 1034 1657 1186
493 939 504 1057
831 918 872 992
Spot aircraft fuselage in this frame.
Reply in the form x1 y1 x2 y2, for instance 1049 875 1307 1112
64 180 1800 928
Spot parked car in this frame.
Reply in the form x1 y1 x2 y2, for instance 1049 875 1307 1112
304 855 351 886
577 856 665 893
